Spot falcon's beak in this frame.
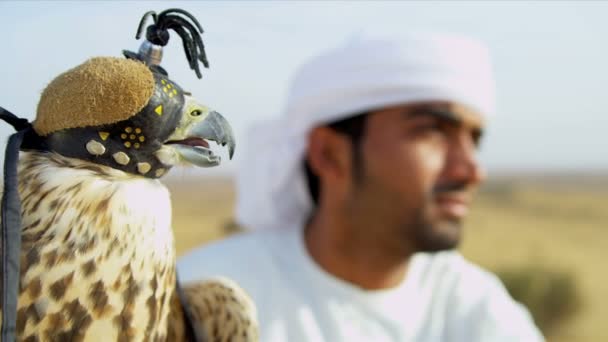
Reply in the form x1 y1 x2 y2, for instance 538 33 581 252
191 110 236 159
167 111 236 167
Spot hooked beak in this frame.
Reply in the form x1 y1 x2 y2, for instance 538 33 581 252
169 111 236 167
192 110 235 159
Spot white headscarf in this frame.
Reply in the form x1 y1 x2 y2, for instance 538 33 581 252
236 30 495 231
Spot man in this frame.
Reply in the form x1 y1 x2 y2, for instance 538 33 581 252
179 31 544 341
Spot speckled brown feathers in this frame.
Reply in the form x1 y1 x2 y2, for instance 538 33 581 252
180 279 259 342
0 151 258 341
3 151 176 341
166 278 259 342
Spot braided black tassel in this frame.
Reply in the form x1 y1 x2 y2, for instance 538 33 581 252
125 8 209 79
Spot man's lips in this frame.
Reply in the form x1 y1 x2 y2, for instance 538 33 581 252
434 193 470 219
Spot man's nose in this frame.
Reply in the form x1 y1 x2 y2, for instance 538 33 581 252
443 133 486 187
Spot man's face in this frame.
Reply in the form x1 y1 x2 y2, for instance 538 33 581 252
344 101 485 254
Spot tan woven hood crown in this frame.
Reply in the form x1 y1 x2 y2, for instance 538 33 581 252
34 57 155 136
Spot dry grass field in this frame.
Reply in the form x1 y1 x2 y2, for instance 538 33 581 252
167 174 607 342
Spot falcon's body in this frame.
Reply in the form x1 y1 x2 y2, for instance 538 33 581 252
12 150 176 340
2 151 257 341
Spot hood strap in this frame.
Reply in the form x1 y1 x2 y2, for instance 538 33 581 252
0 106 28 342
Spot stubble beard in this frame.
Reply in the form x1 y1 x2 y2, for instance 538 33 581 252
350 151 463 256
407 202 463 253
348 184 462 259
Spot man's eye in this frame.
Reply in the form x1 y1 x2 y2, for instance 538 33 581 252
472 130 483 148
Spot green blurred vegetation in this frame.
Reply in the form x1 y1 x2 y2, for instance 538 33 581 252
497 265 582 338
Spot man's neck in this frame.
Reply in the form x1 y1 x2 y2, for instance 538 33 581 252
304 210 412 290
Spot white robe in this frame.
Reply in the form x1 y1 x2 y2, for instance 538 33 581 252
178 227 544 342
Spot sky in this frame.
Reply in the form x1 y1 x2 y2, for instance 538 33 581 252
1 1 607 178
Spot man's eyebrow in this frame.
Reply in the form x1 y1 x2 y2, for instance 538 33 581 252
404 106 485 139
405 106 462 124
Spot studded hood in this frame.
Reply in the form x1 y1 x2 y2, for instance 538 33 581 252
31 57 188 178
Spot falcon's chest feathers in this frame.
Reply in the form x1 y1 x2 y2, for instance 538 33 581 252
15 151 176 341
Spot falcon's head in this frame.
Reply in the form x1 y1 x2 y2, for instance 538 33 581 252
30 57 235 178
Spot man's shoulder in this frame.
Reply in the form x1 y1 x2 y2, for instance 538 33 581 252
418 251 543 341
417 250 512 304
416 250 497 285
177 229 285 285
182 231 268 259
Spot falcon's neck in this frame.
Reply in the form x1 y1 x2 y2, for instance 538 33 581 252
17 150 175 263
15 151 177 340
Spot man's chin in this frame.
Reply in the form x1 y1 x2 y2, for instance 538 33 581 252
414 220 462 252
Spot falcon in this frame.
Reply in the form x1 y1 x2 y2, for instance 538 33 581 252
0 9 258 342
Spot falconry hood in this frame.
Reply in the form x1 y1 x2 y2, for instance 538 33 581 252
30 55 235 178
22 8 235 179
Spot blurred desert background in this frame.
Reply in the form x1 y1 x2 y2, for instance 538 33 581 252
167 174 607 342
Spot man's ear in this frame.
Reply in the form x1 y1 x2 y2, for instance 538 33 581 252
306 126 352 182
